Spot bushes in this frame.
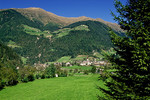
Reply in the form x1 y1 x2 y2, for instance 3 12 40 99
35 74 41 79
73 68 78 73
27 74 35 81
45 64 56 78
0 67 18 88
20 74 35 82
18 66 35 82
58 70 68 77
35 74 51 79
83 70 89 75
41 74 46 79
21 77 29 83
0 64 70 90
0 78 5 89
91 65 96 73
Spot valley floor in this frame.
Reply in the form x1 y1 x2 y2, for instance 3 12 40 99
0 74 105 100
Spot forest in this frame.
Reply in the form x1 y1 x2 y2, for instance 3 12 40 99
0 9 116 64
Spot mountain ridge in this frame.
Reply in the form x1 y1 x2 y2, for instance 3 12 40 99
0 7 123 33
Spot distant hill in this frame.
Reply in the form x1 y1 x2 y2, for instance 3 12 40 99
0 8 124 65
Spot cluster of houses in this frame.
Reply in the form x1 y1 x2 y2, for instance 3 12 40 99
34 58 110 69
33 58 110 77
50 58 109 67
79 58 109 66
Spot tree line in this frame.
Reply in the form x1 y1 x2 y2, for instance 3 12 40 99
0 42 69 89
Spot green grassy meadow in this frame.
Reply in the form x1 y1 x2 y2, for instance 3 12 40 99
53 25 89 38
7 40 21 48
63 65 92 71
57 56 71 62
23 25 51 37
0 74 105 100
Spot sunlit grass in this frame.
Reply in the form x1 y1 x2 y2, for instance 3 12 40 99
63 65 92 71
0 74 105 100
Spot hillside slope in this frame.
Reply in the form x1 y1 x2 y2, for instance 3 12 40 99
0 9 53 64
0 8 119 65
0 41 22 69
1 7 124 33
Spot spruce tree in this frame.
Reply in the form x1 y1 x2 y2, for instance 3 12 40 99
99 0 150 99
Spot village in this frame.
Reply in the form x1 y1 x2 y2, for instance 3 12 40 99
34 57 109 67
34 58 110 72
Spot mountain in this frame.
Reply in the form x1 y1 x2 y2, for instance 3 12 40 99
0 7 124 33
0 8 124 65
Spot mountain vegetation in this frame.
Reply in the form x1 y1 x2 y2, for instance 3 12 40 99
0 41 22 68
51 21 113 58
0 41 22 89
0 8 121 65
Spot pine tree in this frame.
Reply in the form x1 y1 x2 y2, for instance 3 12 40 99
98 0 150 99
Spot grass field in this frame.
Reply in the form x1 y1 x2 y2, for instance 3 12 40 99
57 56 71 62
23 25 51 37
55 55 88 63
46 55 97 64
53 28 71 38
7 40 21 48
73 55 88 60
0 74 105 100
53 25 89 38
63 65 92 71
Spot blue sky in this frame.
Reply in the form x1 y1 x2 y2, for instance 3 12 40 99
0 0 127 23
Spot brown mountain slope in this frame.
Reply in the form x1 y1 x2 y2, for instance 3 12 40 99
95 18 123 33
12 7 94 26
0 7 124 32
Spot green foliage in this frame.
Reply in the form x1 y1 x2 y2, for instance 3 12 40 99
45 64 56 78
0 41 23 88
18 66 35 82
74 68 78 73
43 22 61 32
51 21 113 59
0 10 116 65
99 0 150 99
83 70 89 75
21 57 27 64
0 10 53 64
0 78 5 89
35 74 41 79
100 48 116 60
0 67 18 86
58 69 68 77
91 65 96 73
0 41 22 69
41 74 46 79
